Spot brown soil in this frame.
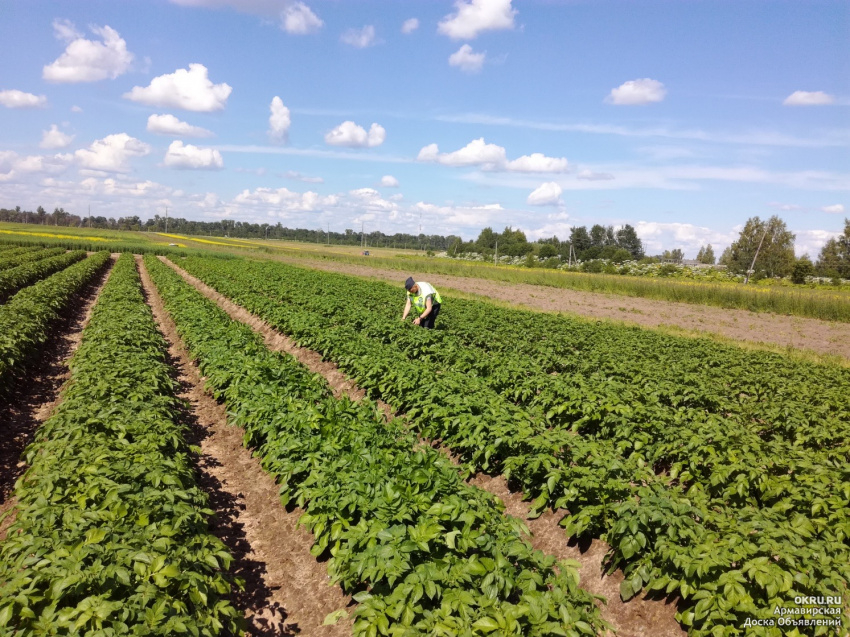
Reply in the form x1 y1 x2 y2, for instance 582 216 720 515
268 257 850 360
0 257 115 541
161 257 686 637
137 256 352 636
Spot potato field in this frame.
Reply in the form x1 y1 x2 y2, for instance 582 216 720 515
0 246 847 637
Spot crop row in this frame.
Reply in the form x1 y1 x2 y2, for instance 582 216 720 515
0 251 110 397
0 250 87 302
0 254 242 635
173 255 849 636
0 246 67 272
144 254 608 636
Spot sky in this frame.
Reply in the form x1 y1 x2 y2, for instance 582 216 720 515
0 0 848 257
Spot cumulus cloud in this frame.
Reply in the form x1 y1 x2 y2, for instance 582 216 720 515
527 182 562 206
506 153 569 173
233 186 336 212
449 44 486 73
783 91 836 106
822 204 845 214
577 169 615 181
0 151 74 181
349 187 398 211
282 2 323 34
75 133 151 172
606 78 666 105
438 0 516 39
381 175 400 187
40 125 75 149
268 96 291 141
163 140 224 169
635 221 736 257
43 21 134 82
341 25 377 48
402 18 419 34
324 121 386 147
70 105 83 113
418 138 568 173
124 64 232 112
0 90 47 109
147 114 214 137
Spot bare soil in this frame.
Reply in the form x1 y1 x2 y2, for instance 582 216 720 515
0 257 114 540
161 257 686 637
138 257 352 636
270 258 850 360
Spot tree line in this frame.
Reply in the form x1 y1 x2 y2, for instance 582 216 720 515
1 205 847 280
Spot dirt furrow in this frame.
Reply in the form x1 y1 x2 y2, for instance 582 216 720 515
0 255 115 540
137 256 351 637
160 257 686 637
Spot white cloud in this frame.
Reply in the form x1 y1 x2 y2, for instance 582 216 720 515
606 78 666 105
324 121 386 147
0 90 47 109
527 182 562 206
282 2 323 34
268 96 291 142
419 138 506 167
40 125 75 149
577 169 615 181
341 25 377 48
822 204 845 214
43 22 134 82
449 44 486 73
438 0 517 39
349 187 398 211
70 105 83 113
124 64 232 112
381 175 400 187
147 114 213 137
75 134 150 173
635 221 737 257
506 153 569 173
167 1 323 34
783 91 836 106
163 140 224 169
0 151 74 181
418 138 567 173
233 186 336 212
402 18 419 34
794 229 844 257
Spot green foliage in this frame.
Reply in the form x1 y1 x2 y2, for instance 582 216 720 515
728 216 796 278
0 254 242 636
0 250 87 301
0 246 66 271
175 254 850 636
0 251 110 397
816 218 850 278
791 256 815 284
144 255 608 637
696 244 716 265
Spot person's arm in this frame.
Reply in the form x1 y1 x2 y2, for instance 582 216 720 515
401 297 411 321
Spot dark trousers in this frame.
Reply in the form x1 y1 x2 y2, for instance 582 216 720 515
420 303 441 329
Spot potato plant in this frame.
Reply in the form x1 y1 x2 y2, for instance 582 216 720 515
0 250 87 301
176 255 849 637
144 254 608 637
0 254 242 636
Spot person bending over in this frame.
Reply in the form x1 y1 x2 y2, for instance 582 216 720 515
401 277 442 329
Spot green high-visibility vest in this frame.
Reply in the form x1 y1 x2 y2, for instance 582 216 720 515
407 281 442 315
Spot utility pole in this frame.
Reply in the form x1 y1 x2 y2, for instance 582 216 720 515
327 223 330 245
165 206 168 233
744 226 770 284
88 205 91 228
361 221 364 249
494 240 498 265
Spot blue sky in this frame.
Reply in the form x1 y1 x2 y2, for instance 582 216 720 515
0 0 847 256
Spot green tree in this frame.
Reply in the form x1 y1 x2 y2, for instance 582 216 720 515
589 224 609 248
662 249 684 263
816 218 850 278
537 243 558 259
36 206 46 225
475 227 497 252
727 215 795 279
615 224 644 259
791 256 814 284
569 226 591 256
696 244 716 264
